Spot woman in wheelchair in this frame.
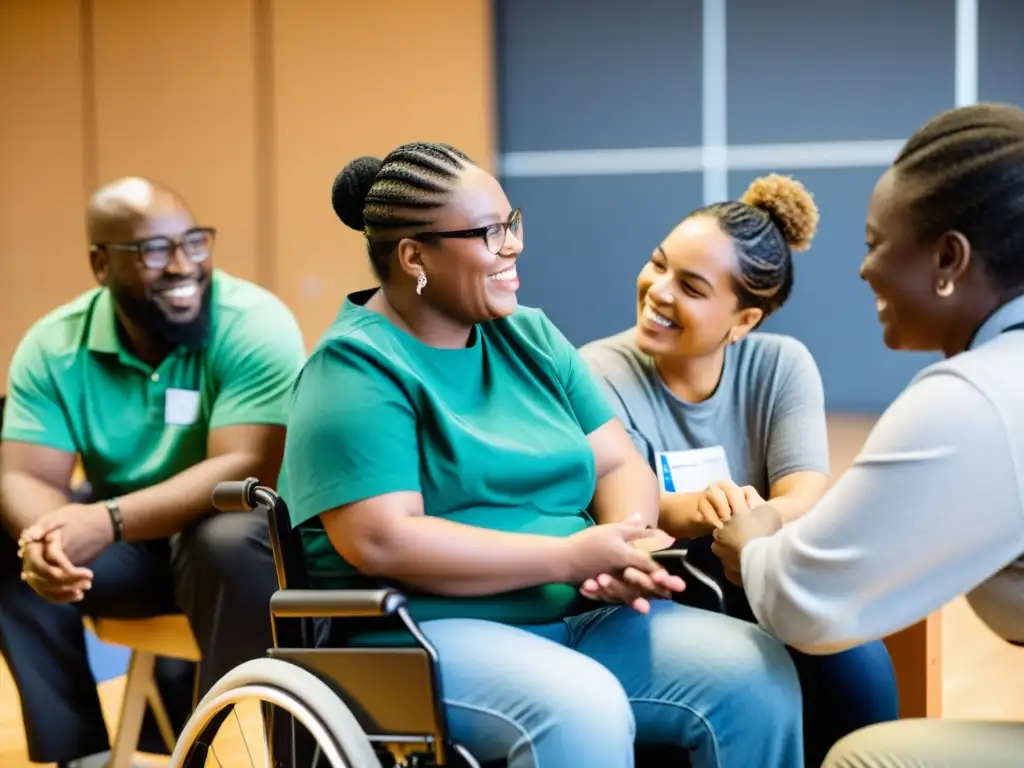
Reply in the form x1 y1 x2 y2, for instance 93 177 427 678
579 174 900 765
276 143 805 768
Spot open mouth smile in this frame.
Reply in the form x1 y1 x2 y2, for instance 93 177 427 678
642 302 678 329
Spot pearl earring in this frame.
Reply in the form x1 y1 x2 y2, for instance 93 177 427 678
936 279 954 298
416 272 428 295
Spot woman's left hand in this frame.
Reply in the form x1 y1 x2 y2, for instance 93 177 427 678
579 566 685 614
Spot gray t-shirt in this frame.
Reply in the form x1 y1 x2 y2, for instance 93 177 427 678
579 329 831 497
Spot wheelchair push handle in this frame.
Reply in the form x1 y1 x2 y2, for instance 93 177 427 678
211 479 253 511
212 477 258 512
212 477 284 514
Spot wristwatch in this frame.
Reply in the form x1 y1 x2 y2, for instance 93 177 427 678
105 498 124 542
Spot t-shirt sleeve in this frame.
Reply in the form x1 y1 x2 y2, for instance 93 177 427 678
283 342 422 527
764 339 831 484
537 313 614 435
580 347 655 464
208 297 307 430
741 370 1024 653
1 329 76 454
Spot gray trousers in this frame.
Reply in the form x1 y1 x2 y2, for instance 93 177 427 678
0 510 278 764
823 719 1024 767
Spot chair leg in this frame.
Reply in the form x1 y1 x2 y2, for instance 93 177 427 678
109 650 155 768
146 679 177 753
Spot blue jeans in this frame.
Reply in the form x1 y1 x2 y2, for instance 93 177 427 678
786 641 899 766
419 600 803 768
682 535 900 766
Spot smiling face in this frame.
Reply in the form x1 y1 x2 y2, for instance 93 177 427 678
398 165 523 325
635 215 762 358
89 187 213 348
861 168 973 353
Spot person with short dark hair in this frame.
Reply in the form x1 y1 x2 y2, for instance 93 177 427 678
279 141 808 768
709 102 1024 767
580 174 900 765
0 177 306 768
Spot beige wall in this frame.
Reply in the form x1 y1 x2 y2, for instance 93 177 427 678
0 0 495 381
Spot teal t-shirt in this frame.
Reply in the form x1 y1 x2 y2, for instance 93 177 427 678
279 289 615 625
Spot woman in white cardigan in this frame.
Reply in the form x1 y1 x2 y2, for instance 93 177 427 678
710 101 1024 767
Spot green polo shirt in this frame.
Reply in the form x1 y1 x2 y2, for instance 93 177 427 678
1 270 307 498
278 290 615 626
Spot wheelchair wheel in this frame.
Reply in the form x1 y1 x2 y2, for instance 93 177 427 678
168 657 380 768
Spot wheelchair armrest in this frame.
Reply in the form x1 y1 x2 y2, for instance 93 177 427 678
652 548 727 615
270 588 407 619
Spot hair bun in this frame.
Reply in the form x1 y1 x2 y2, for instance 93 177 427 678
741 173 820 252
331 156 383 231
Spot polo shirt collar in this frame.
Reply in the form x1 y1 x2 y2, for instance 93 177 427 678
86 289 121 354
970 293 1024 350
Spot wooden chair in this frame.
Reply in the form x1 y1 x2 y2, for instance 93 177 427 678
0 395 201 766
84 615 201 768
884 614 943 719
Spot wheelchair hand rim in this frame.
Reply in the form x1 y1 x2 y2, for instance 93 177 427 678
168 683 352 768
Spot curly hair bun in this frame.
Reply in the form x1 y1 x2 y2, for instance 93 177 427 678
331 156 383 232
741 173 820 252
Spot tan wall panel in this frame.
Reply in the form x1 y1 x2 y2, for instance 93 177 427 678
271 0 495 345
90 0 260 281
0 0 92 385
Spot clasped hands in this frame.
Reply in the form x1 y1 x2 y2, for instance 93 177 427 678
579 480 775 610
16 502 114 604
577 523 682 614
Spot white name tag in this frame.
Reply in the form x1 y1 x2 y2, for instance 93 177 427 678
165 388 201 426
656 446 732 493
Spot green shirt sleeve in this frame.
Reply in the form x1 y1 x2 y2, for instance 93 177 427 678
208 296 307 430
1 329 76 453
536 311 614 435
283 341 422 527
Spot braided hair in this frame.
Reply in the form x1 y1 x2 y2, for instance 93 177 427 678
331 142 474 281
891 102 1024 294
688 174 819 320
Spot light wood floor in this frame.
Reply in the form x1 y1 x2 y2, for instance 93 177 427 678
2 415 1023 767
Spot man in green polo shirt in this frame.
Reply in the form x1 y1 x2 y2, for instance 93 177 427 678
0 177 306 768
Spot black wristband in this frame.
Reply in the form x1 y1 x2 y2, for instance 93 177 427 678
105 498 124 542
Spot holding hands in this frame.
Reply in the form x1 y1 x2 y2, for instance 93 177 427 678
695 480 765 530
707 484 784 586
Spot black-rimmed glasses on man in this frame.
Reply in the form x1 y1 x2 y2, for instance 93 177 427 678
90 226 217 271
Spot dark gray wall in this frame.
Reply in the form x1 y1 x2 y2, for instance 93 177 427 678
979 1 1024 106
496 0 1023 413
496 0 703 150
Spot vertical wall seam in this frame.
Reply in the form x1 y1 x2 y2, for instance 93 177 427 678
701 0 728 204
253 0 276 289
954 0 979 106
80 0 98 198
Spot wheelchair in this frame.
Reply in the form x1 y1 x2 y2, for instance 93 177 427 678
167 478 727 768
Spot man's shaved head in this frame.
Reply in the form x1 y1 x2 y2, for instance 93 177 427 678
86 177 192 245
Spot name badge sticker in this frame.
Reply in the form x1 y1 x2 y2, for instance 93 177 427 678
656 446 732 493
165 388 201 426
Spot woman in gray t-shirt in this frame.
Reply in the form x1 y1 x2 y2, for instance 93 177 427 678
581 174 899 766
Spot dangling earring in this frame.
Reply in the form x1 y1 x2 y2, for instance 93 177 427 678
936 279 954 298
416 272 428 296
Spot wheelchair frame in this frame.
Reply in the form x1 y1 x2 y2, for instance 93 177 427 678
204 477 726 768
215 477 464 767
